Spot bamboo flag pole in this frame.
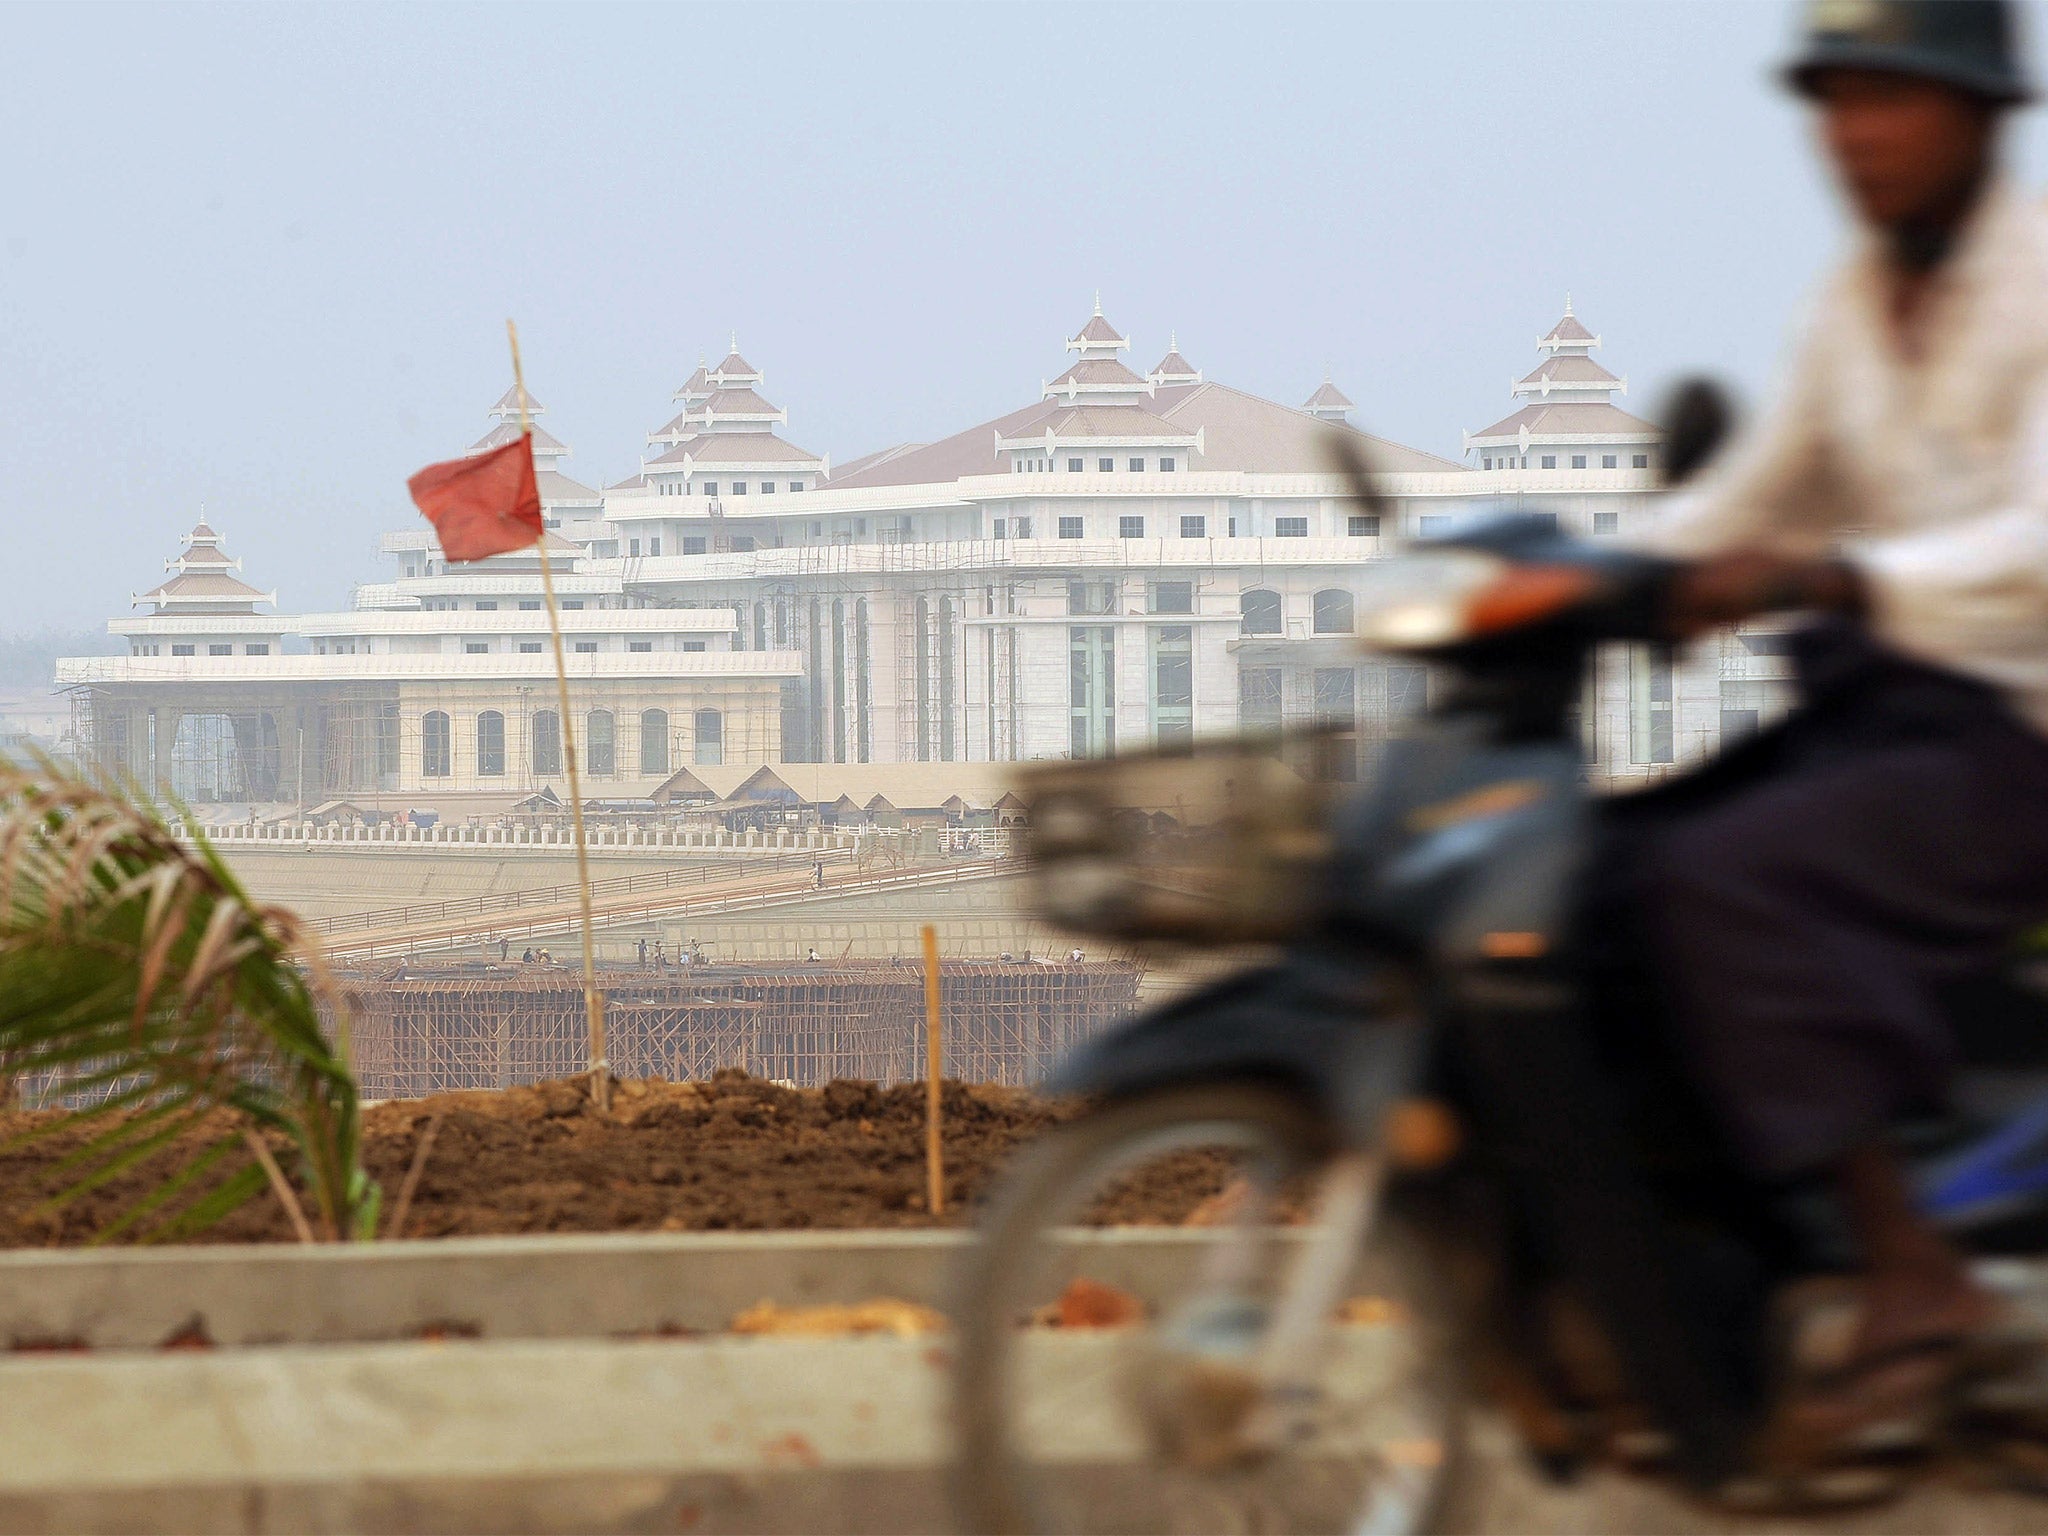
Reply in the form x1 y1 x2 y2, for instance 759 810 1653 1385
508 320 609 1113
921 922 944 1216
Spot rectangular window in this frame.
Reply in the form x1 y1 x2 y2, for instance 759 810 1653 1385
629 539 641 555
787 481 802 493
1119 515 1144 539
760 481 774 494
1160 457 1175 473
519 600 542 611
992 518 1007 540
1129 457 1145 473
731 481 746 495
682 639 707 652
1541 455 1557 469
628 640 653 653
1058 516 1084 539
731 536 756 552
1571 454 1587 469
465 642 488 654
684 537 706 555
1419 514 1449 535
1602 455 1617 469
1633 454 1649 469
1068 626 1115 757
1348 514 1380 537
574 641 598 654
1240 666 1282 735
1593 511 1620 535
1312 666 1359 782
1098 457 1115 472
1151 580 1194 614
1180 514 1206 538
1067 579 1118 616
1068 457 1083 473
1152 624 1193 751
208 643 232 656
518 641 543 653
649 538 661 555
245 643 268 655
1629 645 1676 765
1013 517 1032 538
1483 458 1493 469
1274 516 1308 538
475 600 497 611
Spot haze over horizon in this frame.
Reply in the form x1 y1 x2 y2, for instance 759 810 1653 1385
10 0 2048 634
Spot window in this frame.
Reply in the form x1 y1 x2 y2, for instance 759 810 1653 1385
475 601 497 612
1068 579 1118 616
1483 458 1493 469
1180 514 1206 538
629 539 641 556
531 710 562 775
693 709 723 765
1348 514 1380 537
586 710 615 774
991 517 1006 540
518 641 543 653
573 641 598 654
1058 516 1084 539
245 643 268 655
760 481 775 494
1419 514 1449 536
649 538 661 556
1118 516 1144 539
1129 457 1145 473
731 481 746 495
1602 455 1617 469
465 642 488 654
1593 512 1620 535
1241 666 1282 734
790 481 804 493
1273 517 1308 538
1150 580 1193 615
1068 457 1083 473
1068 625 1115 757
1312 667 1359 782
1013 517 1032 538
1152 625 1193 751
1633 454 1649 469
1720 679 1784 743
1160 457 1175 473
684 537 706 555
730 535 755 553
1312 588 1355 634
421 711 451 778
682 639 707 652
1571 455 1587 469
1629 646 1675 765
1099 457 1115 473
209 643 232 656
475 711 505 776
629 639 652 652
703 483 718 497
1739 631 1798 657
1541 455 1557 469
519 600 542 611
640 709 669 773
561 600 583 610
1240 589 1283 636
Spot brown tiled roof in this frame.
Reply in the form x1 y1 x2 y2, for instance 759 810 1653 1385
188 520 221 542
1150 350 1198 379
537 469 600 503
700 388 780 416
138 572 270 603
1541 313 1596 344
1071 314 1124 345
1304 380 1355 411
829 443 927 481
1470 401 1659 442
678 433 822 465
491 384 544 414
606 473 650 492
826 399 1063 489
674 365 712 397
1028 404 1198 441
470 421 568 456
1159 382 1463 473
710 352 759 378
651 411 696 440
1047 358 1149 390
1518 354 1618 386
176 546 236 568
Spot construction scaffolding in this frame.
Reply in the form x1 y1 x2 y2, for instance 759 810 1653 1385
341 958 1140 1099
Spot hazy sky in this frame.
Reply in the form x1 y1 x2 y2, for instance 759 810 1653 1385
9 1 2048 633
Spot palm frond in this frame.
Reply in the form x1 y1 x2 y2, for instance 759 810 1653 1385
0 757 370 1242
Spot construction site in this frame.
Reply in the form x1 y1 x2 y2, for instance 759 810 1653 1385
340 959 1140 1099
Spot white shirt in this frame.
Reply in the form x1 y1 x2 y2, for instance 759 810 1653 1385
1650 181 2048 733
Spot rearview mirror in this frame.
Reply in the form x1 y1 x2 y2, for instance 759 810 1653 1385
1660 376 1735 487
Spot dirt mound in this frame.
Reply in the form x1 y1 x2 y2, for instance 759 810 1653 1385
0 1073 1122 1246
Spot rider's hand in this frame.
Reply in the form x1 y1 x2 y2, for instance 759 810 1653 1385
1665 550 1867 638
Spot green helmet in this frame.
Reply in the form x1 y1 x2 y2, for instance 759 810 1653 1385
1783 0 2033 105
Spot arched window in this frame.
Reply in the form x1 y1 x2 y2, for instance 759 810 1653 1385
640 710 669 774
586 710 615 775
693 709 723 766
531 710 561 776
421 711 451 778
1240 589 1283 636
475 711 505 777
1312 588 1355 635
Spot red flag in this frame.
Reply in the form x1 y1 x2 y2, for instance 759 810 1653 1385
407 432 544 562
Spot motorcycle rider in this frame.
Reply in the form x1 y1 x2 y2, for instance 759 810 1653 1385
1643 0 2048 1452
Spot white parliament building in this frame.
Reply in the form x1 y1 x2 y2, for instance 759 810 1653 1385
59 302 1789 809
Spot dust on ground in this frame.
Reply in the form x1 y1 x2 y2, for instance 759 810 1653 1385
0 1072 1236 1245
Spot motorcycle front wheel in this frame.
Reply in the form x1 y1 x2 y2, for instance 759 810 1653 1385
949 1083 1468 1535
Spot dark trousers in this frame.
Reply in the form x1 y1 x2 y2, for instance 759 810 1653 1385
1606 622 2048 1179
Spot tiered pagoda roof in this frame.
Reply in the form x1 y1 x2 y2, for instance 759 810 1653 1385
1467 299 1658 453
635 340 825 479
134 522 277 614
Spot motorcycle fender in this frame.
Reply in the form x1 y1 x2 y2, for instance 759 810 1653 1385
1043 961 1426 1145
